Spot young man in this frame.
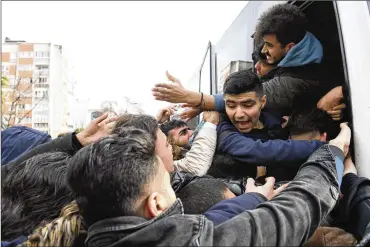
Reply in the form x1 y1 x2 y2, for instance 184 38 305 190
160 120 193 148
216 69 324 181
67 123 352 246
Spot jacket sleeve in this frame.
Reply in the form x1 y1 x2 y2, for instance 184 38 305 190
340 173 370 239
262 76 321 116
217 128 324 166
204 192 267 226
173 122 217 176
213 94 226 112
1 133 83 180
201 145 340 246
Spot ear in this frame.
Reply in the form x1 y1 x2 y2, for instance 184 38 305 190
320 132 327 142
260 95 267 109
144 192 168 219
284 42 296 53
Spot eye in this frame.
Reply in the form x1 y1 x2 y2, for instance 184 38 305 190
226 103 236 109
242 102 255 108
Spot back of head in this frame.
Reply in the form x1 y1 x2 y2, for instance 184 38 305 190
176 178 228 214
256 3 308 46
21 200 86 247
159 120 187 137
223 69 263 97
67 127 157 226
288 108 340 141
113 113 158 141
1 152 73 240
208 153 257 179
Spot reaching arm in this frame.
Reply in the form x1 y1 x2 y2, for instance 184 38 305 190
217 124 324 166
174 122 217 176
208 144 341 246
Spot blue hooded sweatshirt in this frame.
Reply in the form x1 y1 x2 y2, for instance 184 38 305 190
1 126 51 165
217 112 325 166
213 32 324 112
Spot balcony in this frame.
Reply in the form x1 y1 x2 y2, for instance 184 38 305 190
34 57 49 65
33 70 49 76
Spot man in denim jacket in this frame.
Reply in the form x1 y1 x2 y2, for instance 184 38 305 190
67 123 350 247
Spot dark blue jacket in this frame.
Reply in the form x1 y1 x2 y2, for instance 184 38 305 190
1 126 51 165
204 192 267 226
217 112 325 167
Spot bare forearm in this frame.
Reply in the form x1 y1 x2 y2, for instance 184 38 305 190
185 91 216 110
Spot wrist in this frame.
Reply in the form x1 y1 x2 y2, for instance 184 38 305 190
76 132 89 146
187 91 202 107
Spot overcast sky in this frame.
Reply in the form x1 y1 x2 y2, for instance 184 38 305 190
2 1 247 118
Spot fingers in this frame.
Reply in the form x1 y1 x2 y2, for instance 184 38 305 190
245 178 256 192
264 177 276 188
93 112 109 124
274 183 289 194
153 83 176 90
166 71 179 83
332 103 346 111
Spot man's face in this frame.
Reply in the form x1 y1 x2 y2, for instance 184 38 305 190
155 129 174 172
261 34 292 65
225 92 266 133
168 126 193 147
255 60 276 77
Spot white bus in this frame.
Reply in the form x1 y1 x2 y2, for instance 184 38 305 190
189 1 370 178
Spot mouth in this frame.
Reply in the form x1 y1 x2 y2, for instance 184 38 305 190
235 120 252 130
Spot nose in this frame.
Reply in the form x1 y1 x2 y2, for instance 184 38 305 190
255 62 261 74
234 106 245 119
262 44 268 54
188 130 194 137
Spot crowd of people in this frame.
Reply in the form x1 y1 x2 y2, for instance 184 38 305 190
1 3 370 247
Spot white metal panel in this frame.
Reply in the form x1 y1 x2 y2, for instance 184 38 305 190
336 1 370 178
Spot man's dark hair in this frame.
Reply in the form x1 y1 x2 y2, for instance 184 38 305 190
176 178 228 214
287 108 340 140
67 127 158 226
223 69 264 97
256 4 308 46
113 114 158 141
1 152 74 240
160 120 187 137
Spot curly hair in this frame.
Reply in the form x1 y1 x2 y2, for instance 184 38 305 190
256 4 308 46
21 200 86 247
1 152 74 241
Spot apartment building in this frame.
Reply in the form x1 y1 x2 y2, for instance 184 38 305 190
1 38 76 138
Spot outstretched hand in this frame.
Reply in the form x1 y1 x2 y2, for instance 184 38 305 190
245 177 289 200
76 112 118 146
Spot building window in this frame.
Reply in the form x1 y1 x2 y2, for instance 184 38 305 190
18 104 25 110
35 51 50 57
19 52 33 58
18 64 33 71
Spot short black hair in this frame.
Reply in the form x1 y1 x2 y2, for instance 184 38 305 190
287 108 340 140
113 114 158 141
256 4 308 46
223 69 264 97
176 178 228 214
160 120 187 137
67 127 158 226
1 152 74 240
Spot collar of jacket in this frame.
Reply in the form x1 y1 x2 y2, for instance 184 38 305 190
86 199 184 242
